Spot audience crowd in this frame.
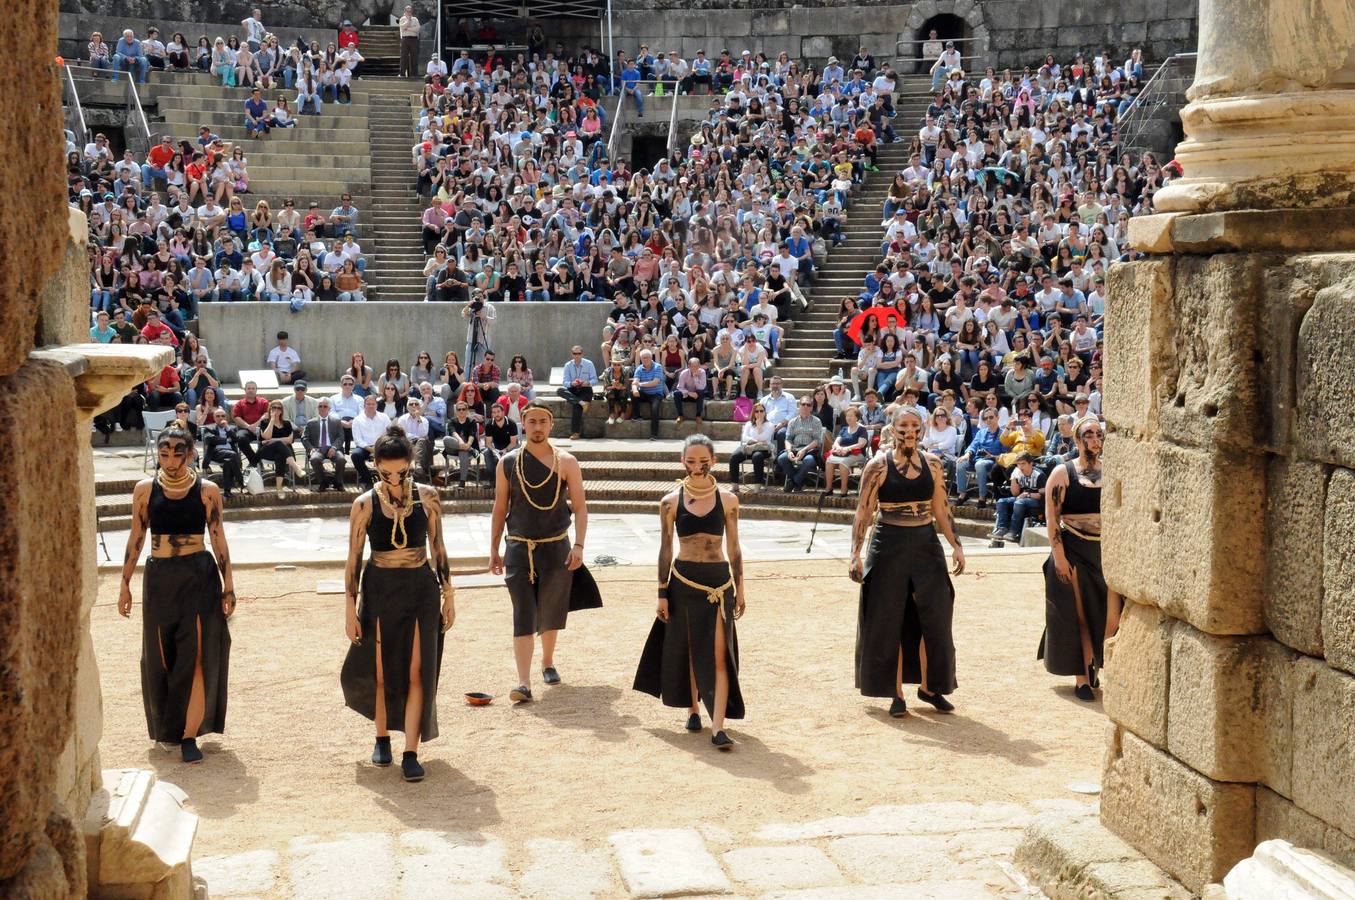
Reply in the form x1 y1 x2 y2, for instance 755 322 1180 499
80 21 1164 535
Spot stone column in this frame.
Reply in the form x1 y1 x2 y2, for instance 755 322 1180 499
1092 0 1355 892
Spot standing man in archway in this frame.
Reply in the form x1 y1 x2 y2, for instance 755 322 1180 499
398 5 421 79
488 402 602 703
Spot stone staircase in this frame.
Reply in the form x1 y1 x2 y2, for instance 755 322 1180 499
362 77 426 301
355 25 403 78
774 141 910 396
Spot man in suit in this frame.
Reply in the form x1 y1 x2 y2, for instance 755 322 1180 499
201 407 244 497
281 381 319 429
305 398 349 491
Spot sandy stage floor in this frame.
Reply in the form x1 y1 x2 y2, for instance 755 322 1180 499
93 552 1104 865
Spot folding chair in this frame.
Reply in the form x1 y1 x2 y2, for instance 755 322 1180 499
141 410 178 472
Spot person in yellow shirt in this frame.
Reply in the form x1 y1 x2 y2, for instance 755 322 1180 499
998 408 1047 468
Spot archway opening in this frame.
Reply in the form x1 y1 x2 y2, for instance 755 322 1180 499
914 14 969 63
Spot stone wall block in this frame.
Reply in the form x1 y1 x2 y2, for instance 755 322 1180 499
1324 469 1355 675
1297 272 1355 467
37 209 91 350
1103 258 1173 440
1155 254 1268 452
1265 457 1327 657
1101 727 1256 891
0 360 83 880
1255 787 1355 872
1166 628 1295 793
0 0 66 378
1102 600 1173 748
1102 433 1268 635
1291 657 1355 837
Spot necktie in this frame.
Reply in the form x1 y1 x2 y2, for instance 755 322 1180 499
319 420 329 450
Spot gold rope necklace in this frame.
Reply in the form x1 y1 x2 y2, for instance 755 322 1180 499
156 467 196 492
679 473 719 500
375 477 415 549
517 446 562 511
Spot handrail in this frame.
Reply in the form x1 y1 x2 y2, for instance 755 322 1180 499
126 74 154 152
665 83 680 156
606 92 624 162
1117 53 1197 154
1118 52 1196 120
61 62 89 149
435 0 442 74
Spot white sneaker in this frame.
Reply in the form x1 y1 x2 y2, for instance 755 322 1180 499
607 416 615 425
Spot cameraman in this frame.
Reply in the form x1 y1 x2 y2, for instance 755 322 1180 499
954 407 1005 508
461 290 496 369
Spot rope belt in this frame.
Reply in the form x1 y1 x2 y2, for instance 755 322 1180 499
1061 522 1102 543
669 565 734 605
506 530 570 583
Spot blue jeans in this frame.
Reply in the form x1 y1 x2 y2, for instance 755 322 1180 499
777 450 819 488
995 496 1041 539
955 456 996 499
834 327 853 356
90 57 112 71
90 289 113 313
141 164 168 185
626 85 644 115
114 53 149 82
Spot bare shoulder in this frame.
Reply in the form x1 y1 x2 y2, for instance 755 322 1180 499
133 479 154 499
1045 462 1069 486
199 479 222 503
861 453 887 478
557 448 581 471
659 489 679 511
352 490 373 514
418 483 441 507
720 488 740 512
921 450 943 471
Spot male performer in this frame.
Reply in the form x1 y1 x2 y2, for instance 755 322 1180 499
489 402 602 702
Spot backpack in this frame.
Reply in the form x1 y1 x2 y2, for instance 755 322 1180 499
732 396 753 422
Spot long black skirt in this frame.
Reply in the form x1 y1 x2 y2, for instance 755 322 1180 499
633 560 744 720
1038 530 1107 676
504 537 603 637
141 552 230 742
341 564 446 741
855 523 957 698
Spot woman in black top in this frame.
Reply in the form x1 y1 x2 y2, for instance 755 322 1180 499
257 399 306 493
118 425 238 763
341 426 456 782
635 435 747 749
929 356 963 406
966 359 1001 405
849 410 966 717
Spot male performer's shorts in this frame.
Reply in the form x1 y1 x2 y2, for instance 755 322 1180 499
504 538 573 636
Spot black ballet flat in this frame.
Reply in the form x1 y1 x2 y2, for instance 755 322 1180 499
401 752 425 782
917 689 956 713
711 731 734 750
372 736 392 767
542 666 561 685
180 738 203 764
685 713 702 733
889 697 908 718
510 685 534 703
1075 684 1096 703
1087 664 1100 690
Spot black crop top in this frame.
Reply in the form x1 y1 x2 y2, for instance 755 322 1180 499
367 490 429 551
1060 461 1101 516
878 452 933 504
149 479 207 534
675 487 724 538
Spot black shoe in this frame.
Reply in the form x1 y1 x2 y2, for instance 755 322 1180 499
783 481 795 493
180 738 203 763
1087 664 1100 690
1074 684 1096 702
917 689 955 713
711 730 734 750
542 666 561 685
510 685 533 703
685 713 702 732
889 697 908 718
372 736 392 767
401 752 425 782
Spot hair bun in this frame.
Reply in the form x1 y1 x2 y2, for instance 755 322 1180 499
385 424 405 439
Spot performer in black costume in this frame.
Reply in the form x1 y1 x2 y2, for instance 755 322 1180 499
849 409 966 717
1039 416 1120 702
634 434 747 750
341 426 456 782
118 425 237 764
488 401 601 703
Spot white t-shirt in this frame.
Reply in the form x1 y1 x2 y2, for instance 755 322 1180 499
268 346 301 373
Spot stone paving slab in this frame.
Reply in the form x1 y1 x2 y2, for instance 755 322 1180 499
609 827 734 897
724 845 844 891
520 837 618 899
827 834 955 883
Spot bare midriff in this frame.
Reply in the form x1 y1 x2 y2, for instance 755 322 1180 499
370 548 429 568
150 534 207 558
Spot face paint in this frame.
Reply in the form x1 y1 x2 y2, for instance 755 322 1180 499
377 465 410 486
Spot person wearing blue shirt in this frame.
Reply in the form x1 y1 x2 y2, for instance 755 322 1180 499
244 88 270 137
954 408 1005 505
621 60 644 118
90 310 117 343
631 349 666 440
114 29 149 83
759 375 797 457
785 227 814 283
557 346 599 439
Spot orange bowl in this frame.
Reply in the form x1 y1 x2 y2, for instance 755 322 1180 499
464 692 494 706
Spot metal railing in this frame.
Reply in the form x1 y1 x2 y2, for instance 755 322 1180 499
61 62 89 149
606 91 625 161
63 64 158 153
125 70 154 154
1116 53 1196 155
665 82 680 155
